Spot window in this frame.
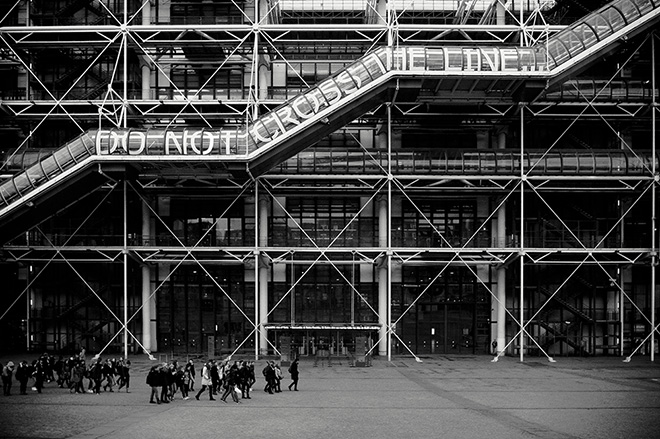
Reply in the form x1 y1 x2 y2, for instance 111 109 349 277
396 199 477 248
282 197 361 246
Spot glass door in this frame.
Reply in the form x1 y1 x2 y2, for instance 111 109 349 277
445 304 474 354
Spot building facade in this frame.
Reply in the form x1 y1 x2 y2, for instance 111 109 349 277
0 0 658 362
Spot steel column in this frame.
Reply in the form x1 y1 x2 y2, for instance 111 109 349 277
520 104 525 362
255 180 260 360
652 34 657 362
497 130 507 356
258 190 270 356
123 178 128 360
378 195 388 357
141 198 152 352
387 103 392 362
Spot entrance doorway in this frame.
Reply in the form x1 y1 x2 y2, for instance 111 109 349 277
400 303 485 354
265 325 380 359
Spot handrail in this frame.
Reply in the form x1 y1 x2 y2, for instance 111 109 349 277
269 149 658 176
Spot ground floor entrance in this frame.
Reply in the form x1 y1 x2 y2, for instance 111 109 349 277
397 303 490 355
265 325 381 361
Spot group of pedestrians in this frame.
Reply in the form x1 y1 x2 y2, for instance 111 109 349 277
2 353 55 395
262 358 299 393
146 358 199 404
2 352 302 405
191 357 255 403
74 356 131 394
146 357 301 404
0 351 131 396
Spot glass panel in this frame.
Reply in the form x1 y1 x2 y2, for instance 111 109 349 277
527 153 544 173
571 23 598 48
41 156 61 178
298 150 316 173
348 61 374 85
611 154 627 174
630 0 654 14
229 218 242 245
26 166 46 186
13 173 32 195
585 14 612 40
594 153 613 174
495 152 513 173
544 155 562 173
0 185 13 204
546 40 571 66
578 153 595 173
463 152 479 173
426 50 444 70
562 153 579 173
216 218 228 245
53 147 76 169
562 30 586 56
616 0 642 20
518 50 536 70
600 7 627 33
628 156 647 173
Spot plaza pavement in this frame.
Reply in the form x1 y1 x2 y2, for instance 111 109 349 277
0 354 659 439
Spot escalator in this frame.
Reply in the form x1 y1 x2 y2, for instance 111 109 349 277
1 0 659 240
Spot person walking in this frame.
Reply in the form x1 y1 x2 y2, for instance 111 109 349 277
15 361 30 395
210 360 220 396
70 360 85 394
182 362 193 399
117 358 131 393
187 359 196 391
274 363 283 393
33 359 46 393
220 362 240 403
2 361 15 395
89 358 103 395
288 358 299 391
262 361 274 394
247 362 256 395
102 359 115 392
159 363 172 403
238 361 251 399
146 365 161 404
175 365 188 400
194 360 215 401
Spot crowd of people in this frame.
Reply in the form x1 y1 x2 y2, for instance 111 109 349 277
1 351 300 404
1 350 131 396
145 357 300 405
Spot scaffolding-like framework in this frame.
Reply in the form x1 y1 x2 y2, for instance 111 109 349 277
0 0 658 363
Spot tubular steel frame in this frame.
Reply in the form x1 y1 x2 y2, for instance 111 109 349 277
0 0 658 363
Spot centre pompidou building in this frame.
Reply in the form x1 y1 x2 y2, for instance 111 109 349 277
0 0 658 363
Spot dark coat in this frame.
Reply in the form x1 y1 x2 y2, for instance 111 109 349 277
288 361 299 379
146 367 160 386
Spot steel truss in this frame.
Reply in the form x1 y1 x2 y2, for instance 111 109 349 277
0 0 658 363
